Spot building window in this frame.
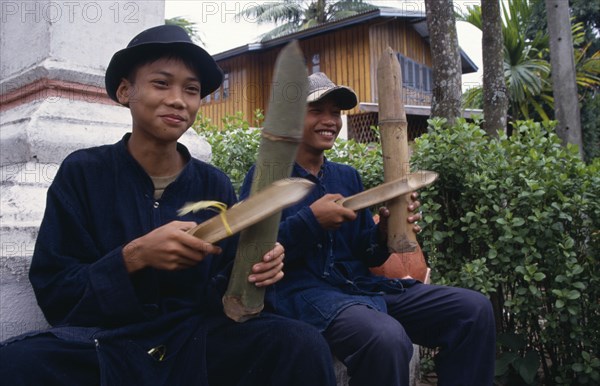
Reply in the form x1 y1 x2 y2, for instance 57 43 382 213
396 53 432 92
202 71 229 104
222 73 230 99
422 66 432 92
311 54 320 74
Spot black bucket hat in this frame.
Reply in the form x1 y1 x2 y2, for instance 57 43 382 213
105 24 223 103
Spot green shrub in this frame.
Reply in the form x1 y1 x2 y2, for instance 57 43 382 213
325 127 383 191
193 112 261 193
412 118 600 385
194 112 384 192
195 111 600 385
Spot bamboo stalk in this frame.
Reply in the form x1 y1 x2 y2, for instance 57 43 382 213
377 47 417 253
222 41 308 322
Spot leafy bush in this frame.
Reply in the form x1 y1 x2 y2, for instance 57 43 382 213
193 112 261 193
194 113 384 192
195 111 600 385
412 118 600 385
325 127 383 191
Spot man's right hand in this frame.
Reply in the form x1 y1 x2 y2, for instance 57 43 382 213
123 221 222 273
310 193 357 230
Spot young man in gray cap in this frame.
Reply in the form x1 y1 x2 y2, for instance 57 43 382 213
0 26 335 386
241 72 496 386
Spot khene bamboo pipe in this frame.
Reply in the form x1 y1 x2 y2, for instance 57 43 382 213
222 41 308 322
377 47 418 253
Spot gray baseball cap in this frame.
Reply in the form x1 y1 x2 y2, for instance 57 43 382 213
307 72 358 110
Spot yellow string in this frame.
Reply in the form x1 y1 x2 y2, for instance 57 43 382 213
177 201 233 236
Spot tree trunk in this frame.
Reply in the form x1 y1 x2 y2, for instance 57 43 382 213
481 0 508 137
424 0 462 125
545 0 584 158
317 0 327 23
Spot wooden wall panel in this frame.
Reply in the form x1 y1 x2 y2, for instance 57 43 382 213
199 17 434 127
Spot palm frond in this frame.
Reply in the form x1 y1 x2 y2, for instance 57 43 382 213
166 16 205 46
238 1 303 25
246 0 376 39
455 3 482 29
462 85 483 109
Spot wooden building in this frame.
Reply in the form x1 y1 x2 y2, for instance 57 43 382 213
198 6 478 142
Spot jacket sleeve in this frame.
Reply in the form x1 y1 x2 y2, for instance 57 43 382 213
29 166 146 327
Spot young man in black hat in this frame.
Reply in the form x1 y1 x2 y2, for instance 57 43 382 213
241 72 496 386
0 26 335 386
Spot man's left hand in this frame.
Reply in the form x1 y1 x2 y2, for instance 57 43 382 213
248 242 285 287
377 192 422 239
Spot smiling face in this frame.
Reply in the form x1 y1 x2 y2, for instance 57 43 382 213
116 57 202 146
301 96 343 156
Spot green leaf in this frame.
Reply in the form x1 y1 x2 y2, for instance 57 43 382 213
517 350 540 385
495 352 518 376
512 217 526 226
572 281 586 290
566 290 581 300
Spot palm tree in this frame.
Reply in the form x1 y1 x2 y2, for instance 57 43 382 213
166 16 205 46
459 0 600 124
459 0 552 122
424 0 463 125
238 0 376 41
480 0 508 136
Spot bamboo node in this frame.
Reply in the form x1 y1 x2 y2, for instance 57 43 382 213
261 130 302 143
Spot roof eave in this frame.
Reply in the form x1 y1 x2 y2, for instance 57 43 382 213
213 6 478 74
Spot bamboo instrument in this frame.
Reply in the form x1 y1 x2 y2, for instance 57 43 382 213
338 172 437 212
185 178 315 244
377 47 417 253
222 41 308 322
183 173 435 246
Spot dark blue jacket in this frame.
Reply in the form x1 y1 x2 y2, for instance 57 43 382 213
26 134 237 385
241 160 407 332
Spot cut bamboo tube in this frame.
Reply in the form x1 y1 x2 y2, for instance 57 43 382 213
222 41 308 322
338 172 437 212
377 47 417 253
186 178 314 244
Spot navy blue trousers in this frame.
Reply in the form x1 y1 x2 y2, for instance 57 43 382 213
323 283 496 386
0 313 336 386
